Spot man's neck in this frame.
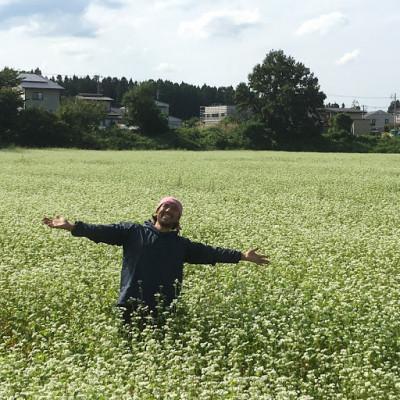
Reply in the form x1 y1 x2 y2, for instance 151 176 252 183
154 221 174 232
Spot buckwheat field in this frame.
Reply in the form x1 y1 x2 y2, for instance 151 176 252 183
1 149 400 399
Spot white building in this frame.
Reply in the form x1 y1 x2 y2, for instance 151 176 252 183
200 105 236 126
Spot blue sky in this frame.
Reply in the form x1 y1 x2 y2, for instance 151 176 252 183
1 0 399 110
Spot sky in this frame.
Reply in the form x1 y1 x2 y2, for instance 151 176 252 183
1 0 399 111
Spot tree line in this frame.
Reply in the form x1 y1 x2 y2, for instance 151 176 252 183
50 74 235 120
2 50 400 152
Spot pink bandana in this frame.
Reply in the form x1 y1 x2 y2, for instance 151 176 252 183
156 196 183 216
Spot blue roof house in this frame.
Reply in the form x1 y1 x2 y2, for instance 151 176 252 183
18 73 64 112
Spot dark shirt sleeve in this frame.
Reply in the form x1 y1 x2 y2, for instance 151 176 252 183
184 239 242 265
71 221 133 246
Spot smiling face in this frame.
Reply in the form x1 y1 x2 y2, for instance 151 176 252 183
156 201 181 230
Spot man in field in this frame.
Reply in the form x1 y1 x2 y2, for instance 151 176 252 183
43 197 269 324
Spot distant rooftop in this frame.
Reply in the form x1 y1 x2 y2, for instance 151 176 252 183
364 110 390 117
155 100 169 107
77 93 114 101
324 107 363 113
18 73 64 90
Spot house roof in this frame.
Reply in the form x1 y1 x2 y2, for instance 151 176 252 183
323 107 363 113
18 73 64 90
364 110 391 117
76 94 114 101
168 116 182 122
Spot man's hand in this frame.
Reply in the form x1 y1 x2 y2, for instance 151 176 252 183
241 248 270 265
43 216 75 231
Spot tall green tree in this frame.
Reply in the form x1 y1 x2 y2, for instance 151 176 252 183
388 100 400 113
0 67 20 87
56 99 107 146
235 50 326 147
122 82 168 136
0 67 23 145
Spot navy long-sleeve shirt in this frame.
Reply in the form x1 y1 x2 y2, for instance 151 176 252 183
71 220 242 308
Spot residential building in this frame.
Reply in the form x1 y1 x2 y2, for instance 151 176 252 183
76 93 123 127
320 107 365 131
363 110 393 133
155 100 169 116
168 116 182 129
351 119 372 136
155 100 182 129
320 106 394 135
200 105 237 126
19 73 64 112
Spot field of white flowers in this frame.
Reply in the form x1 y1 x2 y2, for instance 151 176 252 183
1 149 400 399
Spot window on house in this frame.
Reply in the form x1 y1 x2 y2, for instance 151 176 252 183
211 113 219 117
220 113 225 117
385 119 389 124
371 119 376 126
31 92 43 101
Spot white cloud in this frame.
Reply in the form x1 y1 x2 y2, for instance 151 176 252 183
154 62 177 73
296 12 348 36
336 49 360 65
82 2 146 35
179 9 260 39
6 17 41 35
153 0 189 11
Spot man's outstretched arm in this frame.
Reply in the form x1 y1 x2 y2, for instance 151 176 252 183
184 240 270 266
43 216 131 246
241 248 269 265
43 216 75 231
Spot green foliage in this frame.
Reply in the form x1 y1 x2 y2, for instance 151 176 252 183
235 50 326 146
0 67 23 146
372 135 400 153
0 88 23 146
387 99 400 113
0 67 20 88
328 113 353 135
56 98 107 147
17 108 70 147
174 119 274 150
122 82 169 136
2 150 400 398
57 98 107 131
93 127 162 150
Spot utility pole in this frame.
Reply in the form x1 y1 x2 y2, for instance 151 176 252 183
393 93 397 131
94 75 102 95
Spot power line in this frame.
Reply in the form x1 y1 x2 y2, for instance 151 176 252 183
326 93 392 99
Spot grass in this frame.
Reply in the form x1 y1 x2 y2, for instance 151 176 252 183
1 149 400 399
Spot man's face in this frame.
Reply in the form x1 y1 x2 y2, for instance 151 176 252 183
156 202 181 228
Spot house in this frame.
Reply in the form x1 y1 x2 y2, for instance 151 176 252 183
168 116 182 130
351 119 373 136
363 110 393 133
200 105 237 126
320 107 365 131
76 93 123 127
155 100 182 129
18 73 64 112
322 106 395 135
155 100 169 116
